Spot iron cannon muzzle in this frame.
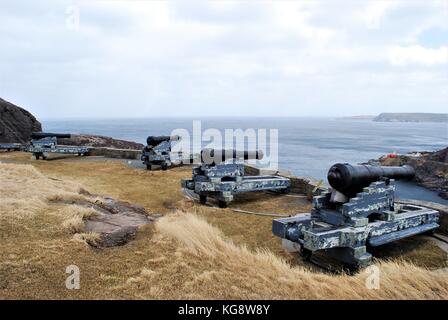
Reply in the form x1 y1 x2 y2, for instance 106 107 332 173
31 132 72 139
200 148 264 165
327 163 415 197
146 135 180 146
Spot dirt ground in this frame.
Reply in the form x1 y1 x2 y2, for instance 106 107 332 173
1 152 447 299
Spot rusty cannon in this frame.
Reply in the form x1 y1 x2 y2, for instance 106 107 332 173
272 163 439 272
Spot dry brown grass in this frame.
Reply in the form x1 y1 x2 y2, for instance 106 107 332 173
0 154 447 299
72 232 101 246
60 206 98 233
0 162 103 236
149 211 448 299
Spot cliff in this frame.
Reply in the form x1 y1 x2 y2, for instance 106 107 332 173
373 113 447 123
0 98 42 143
338 115 375 120
0 97 142 149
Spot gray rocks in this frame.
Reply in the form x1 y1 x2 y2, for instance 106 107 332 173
58 134 143 150
0 98 42 143
375 148 448 199
53 192 157 247
84 197 155 247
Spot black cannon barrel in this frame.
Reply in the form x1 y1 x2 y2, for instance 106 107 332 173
201 148 264 164
146 135 180 146
327 163 415 196
31 132 71 139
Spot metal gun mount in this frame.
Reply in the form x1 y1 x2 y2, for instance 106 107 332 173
0 143 25 152
141 135 193 170
272 163 439 271
181 149 291 208
27 132 91 160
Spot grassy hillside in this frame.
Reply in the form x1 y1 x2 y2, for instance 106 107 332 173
0 153 447 299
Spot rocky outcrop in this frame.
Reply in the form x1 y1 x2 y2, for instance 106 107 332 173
58 134 143 150
338 115 375 120
0 98 42 143
374 148 448 199
0 97 142 149
53 190 157 247
83 196 155 247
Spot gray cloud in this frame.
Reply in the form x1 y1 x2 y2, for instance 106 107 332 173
0 0 446 118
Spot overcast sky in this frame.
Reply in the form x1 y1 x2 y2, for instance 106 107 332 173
0 0 447 118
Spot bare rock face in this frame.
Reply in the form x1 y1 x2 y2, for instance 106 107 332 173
376 148 448 199
83 197 155 247
53 191 158 247
0 98 140 149
0 98 42 143
58 134 143 150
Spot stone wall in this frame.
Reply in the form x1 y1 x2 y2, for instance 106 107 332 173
89 147 142 160
244 165 325 200
284 175 325 200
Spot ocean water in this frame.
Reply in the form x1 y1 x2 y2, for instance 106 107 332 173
42 117 448 203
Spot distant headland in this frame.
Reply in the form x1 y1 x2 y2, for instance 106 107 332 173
338 115 376 120
340 112 447 123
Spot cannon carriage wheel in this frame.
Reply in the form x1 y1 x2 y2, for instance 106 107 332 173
342 263 360 275
299 246 312 261
280 187 291 194
34 153 46 160
218 200 229 208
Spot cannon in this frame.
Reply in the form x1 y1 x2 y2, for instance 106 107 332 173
272 163 439 271
181 148 291 208
141 135 192 170
27 132 91 160
146 135 176 147
327 163 415 198
200 149 263 165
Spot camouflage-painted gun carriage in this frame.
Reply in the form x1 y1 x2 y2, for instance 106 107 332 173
0 143 24 152
272 163 439 271
181 149 291 208
141 135 193 170
27 132 91 160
